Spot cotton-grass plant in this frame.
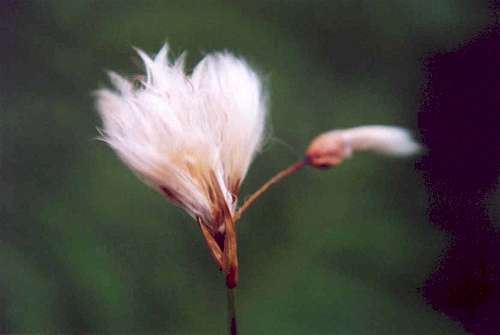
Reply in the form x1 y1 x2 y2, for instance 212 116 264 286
95 44 420 335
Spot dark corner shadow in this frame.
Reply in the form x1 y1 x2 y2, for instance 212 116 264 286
418 12 500 335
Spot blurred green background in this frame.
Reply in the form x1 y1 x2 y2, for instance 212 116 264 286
0 1 493 333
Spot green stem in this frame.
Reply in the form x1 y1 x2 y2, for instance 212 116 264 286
226 286 237 335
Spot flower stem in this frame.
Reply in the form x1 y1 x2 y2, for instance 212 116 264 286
234 159 307 221
226 286 237 335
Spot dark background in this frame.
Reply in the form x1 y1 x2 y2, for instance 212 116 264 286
1 1 499 334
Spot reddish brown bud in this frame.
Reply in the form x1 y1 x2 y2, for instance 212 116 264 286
305 130 352 168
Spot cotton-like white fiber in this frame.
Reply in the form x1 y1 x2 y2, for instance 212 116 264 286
96 45 267 231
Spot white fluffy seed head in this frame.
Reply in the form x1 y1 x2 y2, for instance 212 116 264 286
95 45 267 231
306 125 421 168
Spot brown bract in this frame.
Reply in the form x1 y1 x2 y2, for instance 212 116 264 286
197 212 238 288
162 169 239 288
188 171 239 289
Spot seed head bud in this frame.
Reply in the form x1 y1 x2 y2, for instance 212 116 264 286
305 125 420 168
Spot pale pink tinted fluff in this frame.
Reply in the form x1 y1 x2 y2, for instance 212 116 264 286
96 45 266 231
306 125 420 168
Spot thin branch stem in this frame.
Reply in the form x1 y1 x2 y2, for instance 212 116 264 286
233 159 307 221
226 287 237 335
